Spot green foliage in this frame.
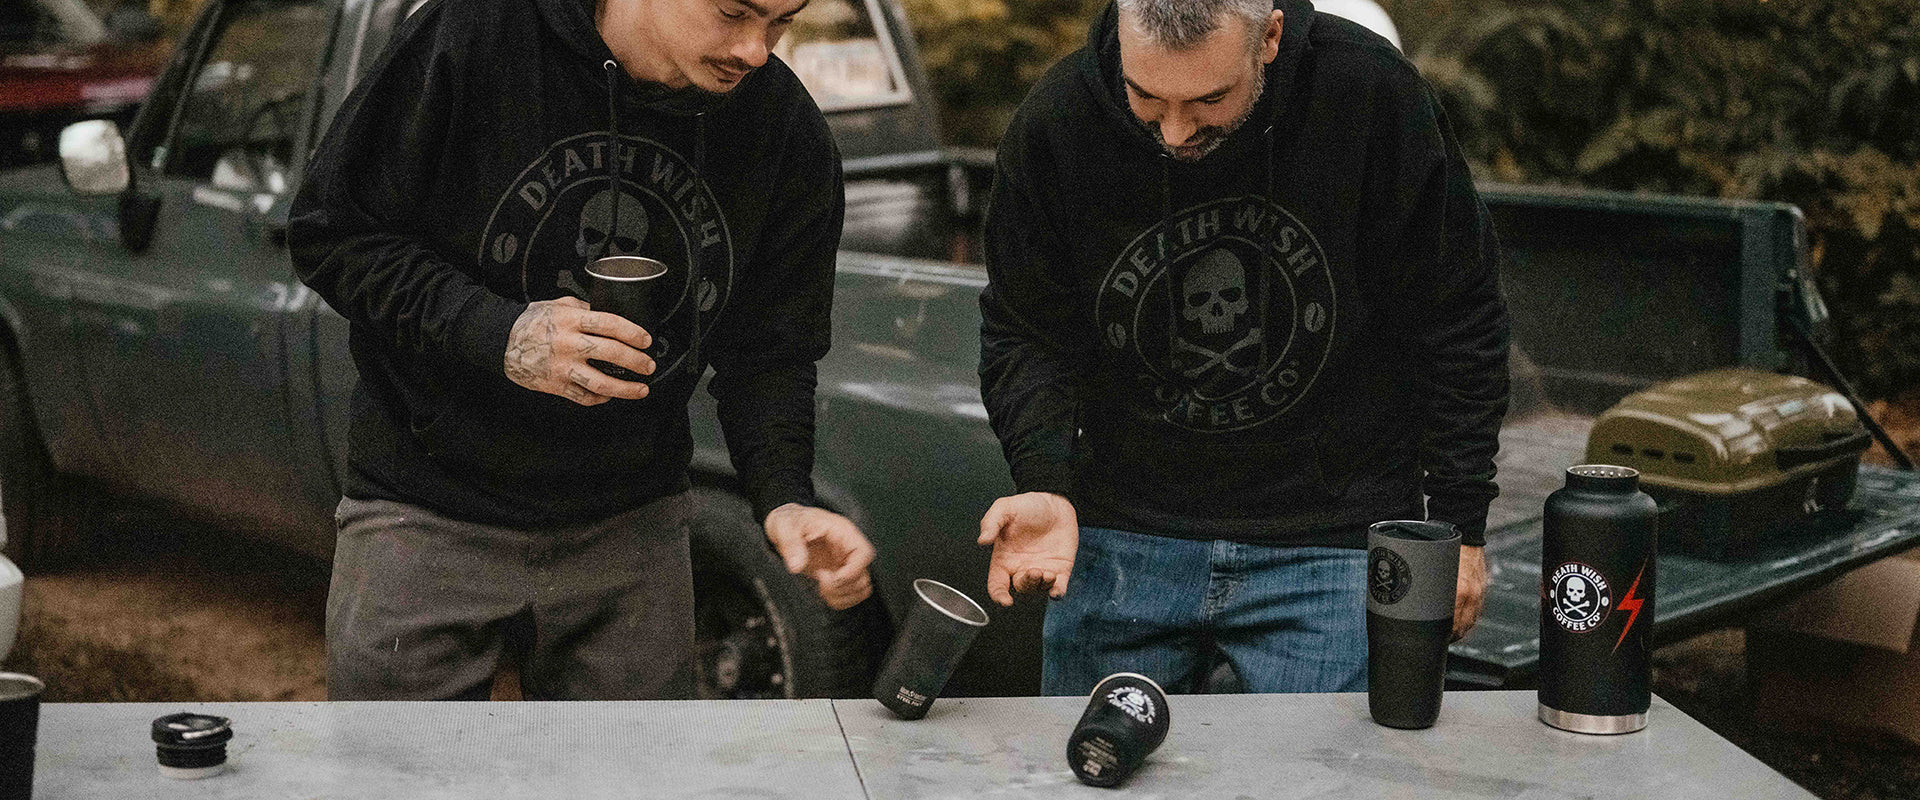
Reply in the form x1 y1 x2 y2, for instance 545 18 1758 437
1401 0 1920 399
902 0 1106 144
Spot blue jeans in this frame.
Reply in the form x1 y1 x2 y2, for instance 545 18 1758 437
1041 527 1368 696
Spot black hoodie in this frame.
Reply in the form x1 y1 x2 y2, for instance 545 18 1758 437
979 0 1509 547
290 0 843 527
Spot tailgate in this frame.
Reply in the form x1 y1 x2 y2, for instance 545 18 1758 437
1451 464 1920 687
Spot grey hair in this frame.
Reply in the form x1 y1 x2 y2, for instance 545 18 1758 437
1116 0 1273 51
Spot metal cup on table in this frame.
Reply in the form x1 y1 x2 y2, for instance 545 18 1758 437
1365 519 1461 730
1067 672 1170 787
583 255 670 382
871 578 989 720
0 672 44 800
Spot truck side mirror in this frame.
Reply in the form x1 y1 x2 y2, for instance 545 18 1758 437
57 120 130 197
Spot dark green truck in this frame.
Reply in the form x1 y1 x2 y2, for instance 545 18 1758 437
0 0 1914 699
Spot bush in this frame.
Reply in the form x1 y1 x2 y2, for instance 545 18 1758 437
1398 0 1920 401
902 0 1108 145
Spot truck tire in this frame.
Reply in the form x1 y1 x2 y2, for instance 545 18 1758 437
0 351 93 572
687 485 889 699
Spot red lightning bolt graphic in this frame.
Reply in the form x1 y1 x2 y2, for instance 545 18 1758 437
1613 564 1648 653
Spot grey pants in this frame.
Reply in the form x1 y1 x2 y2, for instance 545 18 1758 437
325 493 696 700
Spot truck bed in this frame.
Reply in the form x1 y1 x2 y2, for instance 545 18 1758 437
1455 408 1920 686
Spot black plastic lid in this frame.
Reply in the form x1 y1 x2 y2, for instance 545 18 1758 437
152 713 233 747
1565 464 1640 492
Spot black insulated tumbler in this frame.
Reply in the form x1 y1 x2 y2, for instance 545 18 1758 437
871 579 990 720
0 673 43 800
1067 672 1170 787
1365 520 1461 730
1539 464 1658 734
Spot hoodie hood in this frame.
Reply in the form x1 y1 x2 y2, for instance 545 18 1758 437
535 0 735 115
1079 0 1318 158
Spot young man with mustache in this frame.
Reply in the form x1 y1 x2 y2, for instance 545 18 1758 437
290 0 872 700
976 0 1510 696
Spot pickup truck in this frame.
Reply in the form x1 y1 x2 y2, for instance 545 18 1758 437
1 0 1916 700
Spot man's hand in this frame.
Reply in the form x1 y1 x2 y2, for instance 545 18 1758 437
504 296 654 406
977 492 1078 607
1453 545 1488 642
764 503 875 610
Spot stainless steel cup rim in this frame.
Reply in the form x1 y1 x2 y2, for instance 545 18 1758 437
0 672 44 700
586 255 670 282
912 578 989 627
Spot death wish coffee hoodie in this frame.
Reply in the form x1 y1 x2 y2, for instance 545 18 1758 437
290 0 842 527
979 0 1510 547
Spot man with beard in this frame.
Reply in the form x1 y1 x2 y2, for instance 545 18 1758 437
976 0 1510 695
290 0 874 700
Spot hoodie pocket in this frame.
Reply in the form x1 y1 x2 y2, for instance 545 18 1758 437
1313 411 1420 507
1089 428 1336 520
408 384 645 491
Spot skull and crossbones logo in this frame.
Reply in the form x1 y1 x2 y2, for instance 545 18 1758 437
577 187 649 261
1106 685 1156 725
1173 249 1263 381
1368 547 1412 605
556 186 652 298
1562 577 1591 615
1548 563 1612 632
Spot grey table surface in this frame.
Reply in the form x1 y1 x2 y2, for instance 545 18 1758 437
32 692 1814 799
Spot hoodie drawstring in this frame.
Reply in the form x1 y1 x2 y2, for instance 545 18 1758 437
602 59 622 262
1263 124 1276 201
601 59 708 378
688 113 706 376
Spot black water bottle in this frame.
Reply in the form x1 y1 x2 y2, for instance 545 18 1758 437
1539 464 1658 734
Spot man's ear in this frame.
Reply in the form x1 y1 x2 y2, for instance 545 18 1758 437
1262 10 1284 64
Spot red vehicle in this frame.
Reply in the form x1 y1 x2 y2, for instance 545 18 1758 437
0 0 165 168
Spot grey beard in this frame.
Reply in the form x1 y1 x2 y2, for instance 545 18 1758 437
1150 61 1267 163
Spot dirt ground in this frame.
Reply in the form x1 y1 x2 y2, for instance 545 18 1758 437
6 493 1920 799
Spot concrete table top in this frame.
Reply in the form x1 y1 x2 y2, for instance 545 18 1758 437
838 692 1818 800
34 699 865 799
29 691 1814 799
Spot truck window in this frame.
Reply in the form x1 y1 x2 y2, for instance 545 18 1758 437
161 0 329 192
774 0 910 112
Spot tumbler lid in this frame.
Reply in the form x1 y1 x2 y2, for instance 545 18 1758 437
152 713 233 747
0 672 43 701
1565 464 1639 492
1367 520 1460 542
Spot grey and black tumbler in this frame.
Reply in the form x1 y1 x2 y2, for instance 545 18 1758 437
584 255 669 382
1067 672 1170 787
872 578 989 719
0 673 42 800
1366 519 1460 730
1539 464 1658 735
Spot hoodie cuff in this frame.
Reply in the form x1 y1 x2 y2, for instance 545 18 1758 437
1010 457 1074 499
450 291 529 375
1426 497 1489 547
750 481 817 526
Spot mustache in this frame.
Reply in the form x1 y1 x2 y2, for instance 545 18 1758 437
1149 123 1230 146
1148 123 1232 161
703 56 755 74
